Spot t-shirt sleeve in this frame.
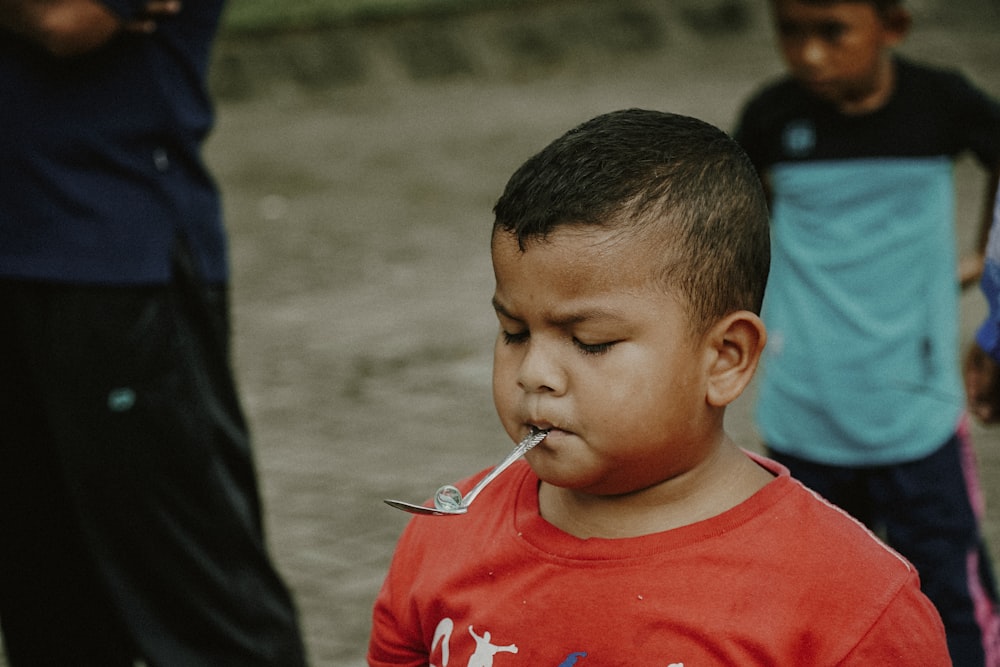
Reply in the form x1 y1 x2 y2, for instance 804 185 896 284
367 522 429 667
732 86 783 188
952 70 1000 168
733 95 764 170
837 569 951 665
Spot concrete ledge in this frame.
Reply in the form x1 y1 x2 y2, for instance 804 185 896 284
209 0 1000 101
209 0 763 100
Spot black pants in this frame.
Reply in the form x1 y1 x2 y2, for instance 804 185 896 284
0 253 307 666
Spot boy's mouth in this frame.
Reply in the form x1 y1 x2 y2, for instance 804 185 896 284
527 422 571 442
799 77 836 96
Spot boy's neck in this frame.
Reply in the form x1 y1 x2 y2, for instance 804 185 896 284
836 53 897 115
537 441 774 540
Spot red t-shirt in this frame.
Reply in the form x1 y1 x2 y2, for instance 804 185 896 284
370 453 949 666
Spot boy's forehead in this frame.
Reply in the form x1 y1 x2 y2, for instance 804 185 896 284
491 227 671 305
772 0 891 7
770 0 889 34
491 225 649 269
771 0 886 17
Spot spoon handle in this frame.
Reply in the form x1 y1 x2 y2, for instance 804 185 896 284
382 429 548 517
460 429 548 507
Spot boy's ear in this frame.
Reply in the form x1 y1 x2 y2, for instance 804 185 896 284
882 6 912 45
704 311 767 408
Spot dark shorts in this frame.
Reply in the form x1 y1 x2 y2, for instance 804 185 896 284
0 248 306 666
770 427 1000 666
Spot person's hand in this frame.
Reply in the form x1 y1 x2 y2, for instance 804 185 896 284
964 343 1000 423
959 252 985 290
1 0 182 56
122 0 181 34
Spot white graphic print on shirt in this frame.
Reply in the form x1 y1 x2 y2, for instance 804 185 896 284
429 617 685 667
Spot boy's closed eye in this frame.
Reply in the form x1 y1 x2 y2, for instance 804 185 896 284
498 326 620 357
572 337 618 356
500 328 529 345
778 19 848 43
777 20 804 40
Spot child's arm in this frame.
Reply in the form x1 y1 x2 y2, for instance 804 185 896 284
965 170 1000 423
959 166 1000 288
964 343 1000 423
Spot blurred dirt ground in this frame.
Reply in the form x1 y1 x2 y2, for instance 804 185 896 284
6 2 999 666
206 2 1000 665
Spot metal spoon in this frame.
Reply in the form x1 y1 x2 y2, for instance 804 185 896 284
384 428 549 516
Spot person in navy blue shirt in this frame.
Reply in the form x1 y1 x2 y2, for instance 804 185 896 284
0 2 308 665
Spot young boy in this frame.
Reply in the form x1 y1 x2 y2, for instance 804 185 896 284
733 1 1000 663
368 109 949 665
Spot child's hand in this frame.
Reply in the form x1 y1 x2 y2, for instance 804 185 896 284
964 343 1000 423
959 252 985 290
123 0 181 34
2 0 182 56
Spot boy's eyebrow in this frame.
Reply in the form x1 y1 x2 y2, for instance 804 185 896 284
492 297 520 321
491 296 625 326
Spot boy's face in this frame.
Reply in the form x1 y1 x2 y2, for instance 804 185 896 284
772 0 907 113
491 227 718 497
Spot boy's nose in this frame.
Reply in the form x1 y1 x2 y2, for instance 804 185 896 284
800 37 827 68
517 341 567 395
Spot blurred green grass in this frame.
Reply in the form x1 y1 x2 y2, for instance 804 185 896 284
221 0 526 34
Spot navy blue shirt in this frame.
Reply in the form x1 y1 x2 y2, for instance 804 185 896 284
0 0 227 285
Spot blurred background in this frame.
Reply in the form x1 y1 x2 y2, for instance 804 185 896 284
11 1 995 666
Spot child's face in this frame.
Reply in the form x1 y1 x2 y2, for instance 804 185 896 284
491 227 718 497
772 0 907 113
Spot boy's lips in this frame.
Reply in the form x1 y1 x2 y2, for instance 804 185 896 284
527 420 556 432
795 74 834 90
808 80 836 92
527 423 572 442
800 78 841 99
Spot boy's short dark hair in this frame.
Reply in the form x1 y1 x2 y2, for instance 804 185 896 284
493 108 770 335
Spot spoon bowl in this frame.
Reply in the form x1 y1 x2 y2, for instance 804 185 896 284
384 428 549 517
382 498 468 516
